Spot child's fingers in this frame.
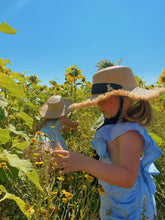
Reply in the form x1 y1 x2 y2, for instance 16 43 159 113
55 157 66 164
53 161 67 169
52 150 69 156
51 156 68 169
51 156 65 164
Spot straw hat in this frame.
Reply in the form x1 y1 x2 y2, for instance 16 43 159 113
72 66 165 109
40 95 72 119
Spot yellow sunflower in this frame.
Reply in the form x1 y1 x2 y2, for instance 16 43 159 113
159 68 165 86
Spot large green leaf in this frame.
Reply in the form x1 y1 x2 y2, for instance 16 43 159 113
19 111 33 129
0 22 17 35
26 169 43 191
0 185 34 219
0 159 19 182
8 124 30 142
0 128 11 144
0 150 33 173
0 73 26 99
12 72 26 84
0 150 43 191
12 140 30 150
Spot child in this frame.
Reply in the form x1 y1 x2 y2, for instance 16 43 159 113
38 95 79 151
52 66 165 219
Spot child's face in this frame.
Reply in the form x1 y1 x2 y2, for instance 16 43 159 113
97 96 120 119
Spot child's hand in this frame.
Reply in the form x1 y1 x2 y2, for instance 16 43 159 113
61 116 79 130
52 150 84 174
62 120 79 131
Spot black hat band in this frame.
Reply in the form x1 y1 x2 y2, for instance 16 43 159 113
92 83 123 95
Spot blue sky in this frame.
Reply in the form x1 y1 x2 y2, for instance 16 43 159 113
1 0 165 86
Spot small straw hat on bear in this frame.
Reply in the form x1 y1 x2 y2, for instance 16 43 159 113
40 95 72 119
71 66 165 109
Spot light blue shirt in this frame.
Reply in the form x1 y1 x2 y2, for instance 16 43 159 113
91 121 162 220
39 120 68 151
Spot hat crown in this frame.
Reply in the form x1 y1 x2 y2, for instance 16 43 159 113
93 66 138 91
47 95 64 113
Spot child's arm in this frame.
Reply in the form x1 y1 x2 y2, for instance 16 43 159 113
60 116 79 130
52 130 143 189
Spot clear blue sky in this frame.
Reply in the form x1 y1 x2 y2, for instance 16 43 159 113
1 0 165 86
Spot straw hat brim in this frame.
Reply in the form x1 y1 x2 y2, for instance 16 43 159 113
71 87 165 109
40 99 72 119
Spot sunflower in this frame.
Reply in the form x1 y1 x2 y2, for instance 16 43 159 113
159 68 165 86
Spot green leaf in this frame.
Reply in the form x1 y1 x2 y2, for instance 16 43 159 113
12 140 30 150
0 22 17 35
0 73 26 99
0 150 33 173
149 132 162 147
0 150 43 191
9 147 23 158
26 169 43 191
0 94 8 108
12 72 26 84
0 185 34 219
19 111 33 129
8 124 30 142
0 128 11 144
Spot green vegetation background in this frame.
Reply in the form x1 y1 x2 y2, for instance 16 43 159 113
0 24 165 220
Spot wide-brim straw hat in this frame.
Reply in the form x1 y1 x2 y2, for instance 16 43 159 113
40 95 72 119
71 66 165 109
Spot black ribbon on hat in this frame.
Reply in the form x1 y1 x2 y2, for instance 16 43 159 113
92 83 123 95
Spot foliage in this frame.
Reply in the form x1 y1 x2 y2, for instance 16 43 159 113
95 59 115 70
95 58 124 70
0 57 165 219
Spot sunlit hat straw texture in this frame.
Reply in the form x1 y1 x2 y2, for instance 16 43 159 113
71 66 165 109
40 95 72 119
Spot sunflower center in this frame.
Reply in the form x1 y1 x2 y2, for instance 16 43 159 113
162 76 165 83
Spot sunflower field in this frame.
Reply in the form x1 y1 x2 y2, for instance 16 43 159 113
0 55 165 220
